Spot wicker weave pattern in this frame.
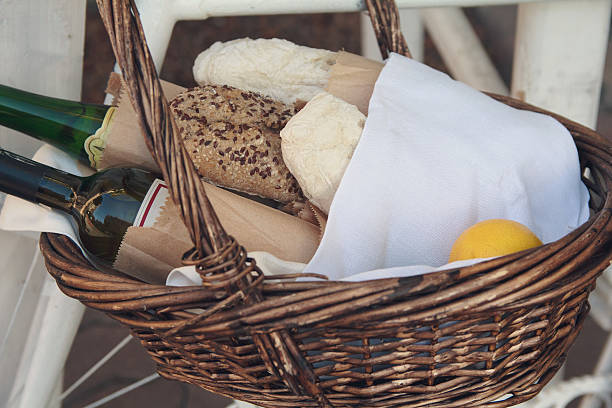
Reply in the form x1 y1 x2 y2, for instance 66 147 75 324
38 0 612 407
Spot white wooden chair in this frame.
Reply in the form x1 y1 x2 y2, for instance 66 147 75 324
0 1 610 407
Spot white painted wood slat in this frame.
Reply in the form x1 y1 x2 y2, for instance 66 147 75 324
421 7 509 94
512 0 611 128
0 1 88 407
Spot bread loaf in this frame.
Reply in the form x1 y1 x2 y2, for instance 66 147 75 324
170 85 304 203
281 91 365 213
192 38 337 105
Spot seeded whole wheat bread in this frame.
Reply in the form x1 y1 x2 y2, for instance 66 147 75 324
170 85 304 203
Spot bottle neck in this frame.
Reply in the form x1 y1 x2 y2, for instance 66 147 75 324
0 84 111 167
0 148 82 213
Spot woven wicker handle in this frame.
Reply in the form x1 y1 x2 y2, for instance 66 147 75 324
96 0 235 267
365 0 412 59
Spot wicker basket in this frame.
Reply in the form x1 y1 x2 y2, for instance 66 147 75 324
39 0 612 407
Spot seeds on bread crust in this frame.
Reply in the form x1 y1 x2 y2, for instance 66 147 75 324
171 85 303 203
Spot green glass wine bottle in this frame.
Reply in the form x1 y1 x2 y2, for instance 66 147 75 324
0 84 114 169
0 147 164 276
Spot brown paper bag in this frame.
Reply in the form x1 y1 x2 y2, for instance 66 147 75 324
114 183 321 284
325 51 384 115
99 74 183 171
100 74 322 284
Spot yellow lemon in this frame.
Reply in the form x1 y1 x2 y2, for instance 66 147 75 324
448 219 542 262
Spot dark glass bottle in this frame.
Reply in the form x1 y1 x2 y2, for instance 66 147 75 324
0 84 113 168
0 148 157 270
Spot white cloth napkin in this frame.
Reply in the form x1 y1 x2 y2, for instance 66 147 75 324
303 53 590 281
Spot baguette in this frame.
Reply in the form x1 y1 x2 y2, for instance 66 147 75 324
193 38 337 105
170 85 304 203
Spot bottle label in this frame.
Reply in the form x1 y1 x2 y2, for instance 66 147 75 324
133 178 169 228
84 106 116 169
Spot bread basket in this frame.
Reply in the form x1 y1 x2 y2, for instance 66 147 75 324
39 0 612 406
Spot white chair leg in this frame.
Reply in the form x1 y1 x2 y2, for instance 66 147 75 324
511 0 611 128
421 7 508 94
594 332 612 376
133 0 180 70
511 2 611 405
9 275 85 408
0 0 87 405
0 239 46 406
46 372 64 408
